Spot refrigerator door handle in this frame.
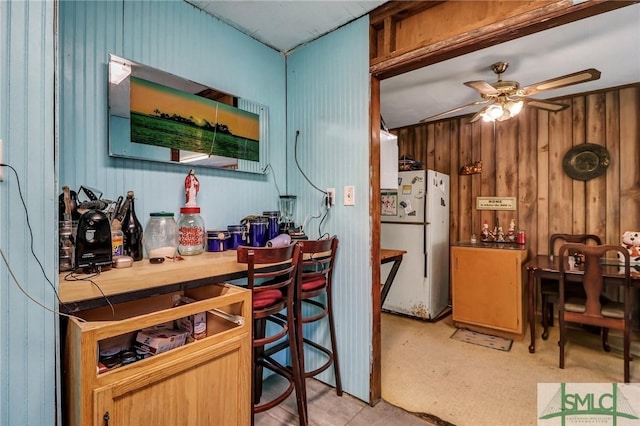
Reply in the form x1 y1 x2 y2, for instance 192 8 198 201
423 225 428 278
424 252 428 278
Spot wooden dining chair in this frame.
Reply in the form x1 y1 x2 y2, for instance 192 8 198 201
558 243 632 383
294 237 342 412
541 233 602 340
236 243 307 426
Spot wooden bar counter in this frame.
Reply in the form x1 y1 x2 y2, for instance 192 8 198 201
59 251 249 312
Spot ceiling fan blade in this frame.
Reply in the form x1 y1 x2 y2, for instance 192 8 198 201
521 68 601 96
419 100 490 123
525 99 569 112
469 109 485 123
464 80 499 95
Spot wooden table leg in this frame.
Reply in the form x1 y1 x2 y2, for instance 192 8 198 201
528 268 536 353
381 256 403 306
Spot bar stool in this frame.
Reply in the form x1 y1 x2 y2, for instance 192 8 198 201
295 236 342 410
236 244 307 426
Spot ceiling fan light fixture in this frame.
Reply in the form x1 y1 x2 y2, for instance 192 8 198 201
505 100 524 116
485 104 504 120
481 99 524 122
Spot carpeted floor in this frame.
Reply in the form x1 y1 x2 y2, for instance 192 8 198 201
381 312 640 426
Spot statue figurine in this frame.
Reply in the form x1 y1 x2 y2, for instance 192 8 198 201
507 219 516 242
497 226 505 242
481 221 491 241
185 169 200 207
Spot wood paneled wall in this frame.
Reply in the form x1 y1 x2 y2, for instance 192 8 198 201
392 84 640 257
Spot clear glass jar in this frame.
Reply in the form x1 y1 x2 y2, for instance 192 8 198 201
178 207 205 255
143 212 179 259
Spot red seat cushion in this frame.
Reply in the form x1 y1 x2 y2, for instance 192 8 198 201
253 288 283 309
302 276 326 291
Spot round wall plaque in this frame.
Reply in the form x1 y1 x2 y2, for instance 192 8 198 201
562 143 610 181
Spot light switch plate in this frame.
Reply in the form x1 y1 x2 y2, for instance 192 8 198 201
344 185 355 206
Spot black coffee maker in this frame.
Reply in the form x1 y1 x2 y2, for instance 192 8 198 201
75 210 112 272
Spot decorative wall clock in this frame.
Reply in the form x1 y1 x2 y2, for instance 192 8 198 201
562 143 610 181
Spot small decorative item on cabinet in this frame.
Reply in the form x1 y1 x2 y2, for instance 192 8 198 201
480 218 524 244
506 219 516 242
459 160 482 175
481 220 492 242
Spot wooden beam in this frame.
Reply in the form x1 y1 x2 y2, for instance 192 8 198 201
369 76 382 406
369 0 637 79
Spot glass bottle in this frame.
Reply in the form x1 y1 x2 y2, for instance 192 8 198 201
122 191 144 261
111 222 124 258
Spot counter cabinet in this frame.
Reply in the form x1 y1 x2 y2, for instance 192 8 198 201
450 243 528 337
64 283 251 426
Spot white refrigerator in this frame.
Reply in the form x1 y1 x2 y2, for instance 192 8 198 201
381 169 450 320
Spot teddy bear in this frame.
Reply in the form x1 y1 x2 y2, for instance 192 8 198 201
618 231 640 264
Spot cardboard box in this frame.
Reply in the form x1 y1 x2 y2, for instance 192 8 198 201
175 297 207 341
134 327 188 355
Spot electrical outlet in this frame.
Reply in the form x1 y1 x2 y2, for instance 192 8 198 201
344 185 355 206
326 188 336 206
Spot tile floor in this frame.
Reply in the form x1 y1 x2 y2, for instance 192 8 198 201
254 375 435 426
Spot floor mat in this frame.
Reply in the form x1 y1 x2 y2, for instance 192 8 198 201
450 328 513 351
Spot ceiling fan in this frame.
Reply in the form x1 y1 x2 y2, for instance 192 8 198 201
420 61 601 123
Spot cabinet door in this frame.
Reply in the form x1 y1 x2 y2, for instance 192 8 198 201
93 335 250 426
451 248 521 332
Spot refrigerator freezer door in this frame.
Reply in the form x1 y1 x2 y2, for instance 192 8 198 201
393 170 426 223
426 170 449 224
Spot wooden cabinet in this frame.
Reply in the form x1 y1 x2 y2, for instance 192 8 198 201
451 244 528 337
64 284 251 426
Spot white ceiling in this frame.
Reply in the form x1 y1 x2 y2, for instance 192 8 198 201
187 1 640 130
187 0 387 52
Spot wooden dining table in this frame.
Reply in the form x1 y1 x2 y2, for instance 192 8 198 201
380 248 407 305
524 254 640 354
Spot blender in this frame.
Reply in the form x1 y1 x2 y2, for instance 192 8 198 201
278 195 306 239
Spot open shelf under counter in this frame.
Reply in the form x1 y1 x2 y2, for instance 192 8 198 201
64 283 251 426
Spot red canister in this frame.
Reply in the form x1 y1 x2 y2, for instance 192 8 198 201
517 230 526 245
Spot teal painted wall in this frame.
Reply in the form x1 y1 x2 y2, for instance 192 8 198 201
286 17 372 401
59 0 287 227
0 1 373 423
0 1 57 425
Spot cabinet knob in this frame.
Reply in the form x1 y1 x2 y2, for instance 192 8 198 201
103 411 110 426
